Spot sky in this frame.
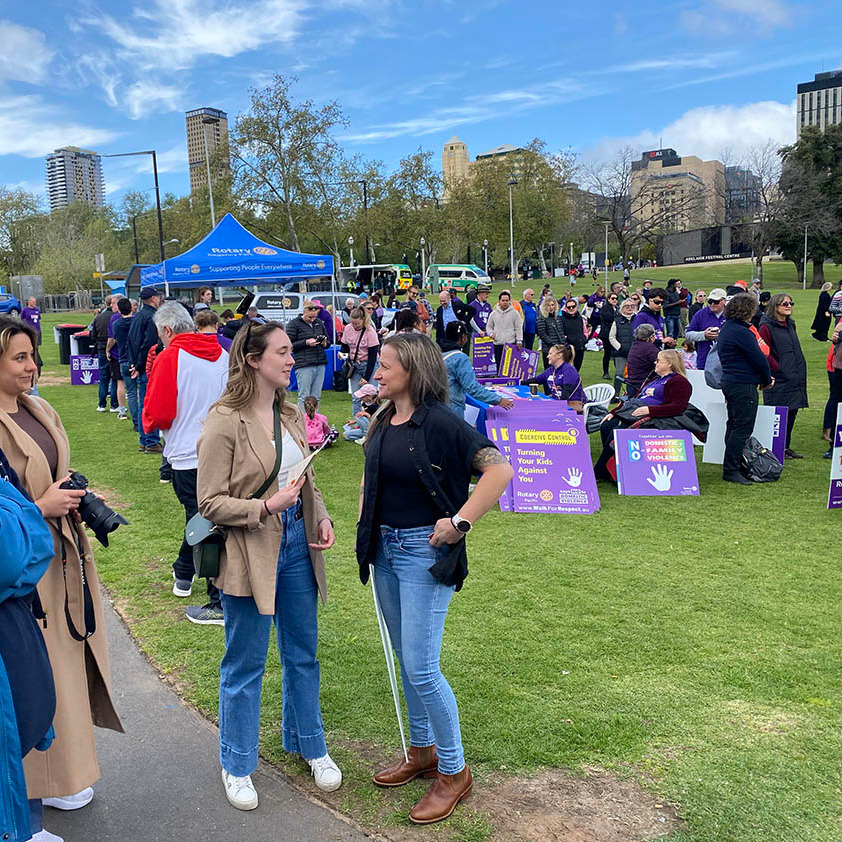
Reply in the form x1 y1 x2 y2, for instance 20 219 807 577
1 0 841 209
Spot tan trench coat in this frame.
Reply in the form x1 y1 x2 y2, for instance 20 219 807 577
0 394 123 799
196 401 330 615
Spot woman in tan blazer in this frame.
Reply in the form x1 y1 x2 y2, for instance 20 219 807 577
196 321 338 812
0 316 122 838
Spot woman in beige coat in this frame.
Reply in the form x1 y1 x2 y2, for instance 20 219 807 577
197 321 338 813
0 316 122 839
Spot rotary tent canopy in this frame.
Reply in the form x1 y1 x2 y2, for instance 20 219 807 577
139 213 334 290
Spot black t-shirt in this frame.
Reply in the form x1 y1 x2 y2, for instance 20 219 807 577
374 421 442 529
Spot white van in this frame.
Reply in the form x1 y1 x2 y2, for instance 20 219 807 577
426 264 491 292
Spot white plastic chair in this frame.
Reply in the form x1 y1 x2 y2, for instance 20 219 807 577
582 383 615 429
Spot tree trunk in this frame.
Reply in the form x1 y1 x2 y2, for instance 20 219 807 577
756 254 763 283
811 258 825 289
793 257 804 285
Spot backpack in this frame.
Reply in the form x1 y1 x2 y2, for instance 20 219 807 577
704 342 723 389
741 436 782 483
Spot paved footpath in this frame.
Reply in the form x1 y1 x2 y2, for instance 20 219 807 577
47 594 371 842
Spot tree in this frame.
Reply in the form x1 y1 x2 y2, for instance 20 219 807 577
0 188 43 278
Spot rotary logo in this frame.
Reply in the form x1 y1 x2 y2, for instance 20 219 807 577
539 489 553 501
253 246 278 256
190 264 201 274
316 259 326 269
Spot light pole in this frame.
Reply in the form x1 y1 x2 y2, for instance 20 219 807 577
483 239 488 274
201 115 220 228
548 241 555 276
507 175 517 283
569 242 573 269
420 236 426 283
348 236 354 267
604 222 610 284
802 223 808 290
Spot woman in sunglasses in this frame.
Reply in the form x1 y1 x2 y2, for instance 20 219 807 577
689 290 707 320
758 293 807 459
560 298 587 371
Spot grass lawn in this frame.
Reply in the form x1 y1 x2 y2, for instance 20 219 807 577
36 270 841 842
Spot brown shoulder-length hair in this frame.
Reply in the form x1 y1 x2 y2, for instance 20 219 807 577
765 292 793 322
727 292 759 323
214 321 295 417
0 315 39 386
366 333 449 439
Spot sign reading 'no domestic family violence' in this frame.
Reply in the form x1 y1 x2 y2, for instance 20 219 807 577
614 429 699 496
70 355 100 386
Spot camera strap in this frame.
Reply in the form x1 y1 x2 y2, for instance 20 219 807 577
57 517 96 642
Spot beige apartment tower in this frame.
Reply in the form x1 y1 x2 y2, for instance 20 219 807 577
186 107 230 193
442 136 470 198
630 148 725 232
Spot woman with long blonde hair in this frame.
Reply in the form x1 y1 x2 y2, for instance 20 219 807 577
197 321 340 811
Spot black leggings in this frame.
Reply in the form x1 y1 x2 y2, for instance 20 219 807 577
602 339 612 375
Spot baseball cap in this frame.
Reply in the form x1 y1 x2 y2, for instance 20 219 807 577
708 288 727 301
353 384 379 399
139 286 161 300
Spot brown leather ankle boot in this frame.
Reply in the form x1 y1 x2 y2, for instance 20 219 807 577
409 765 472 824
373 745 438 787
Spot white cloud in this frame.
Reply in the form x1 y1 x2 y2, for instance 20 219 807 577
0 21 53 84
123 80 184 120
713 0 791 27
0 94 119 158
583 100 797 165
680 0 792 36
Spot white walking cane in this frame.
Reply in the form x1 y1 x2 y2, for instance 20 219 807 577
369 564 409 762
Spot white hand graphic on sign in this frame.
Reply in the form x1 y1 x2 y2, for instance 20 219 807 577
80 370 93 384
563 468 582 488
646 464 673 492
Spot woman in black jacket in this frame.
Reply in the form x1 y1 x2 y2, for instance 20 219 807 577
811 283 832 341
536 296 565 369
560 298 587 370
600 293 617 379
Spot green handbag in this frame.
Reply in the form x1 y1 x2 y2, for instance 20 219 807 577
186 400 284 579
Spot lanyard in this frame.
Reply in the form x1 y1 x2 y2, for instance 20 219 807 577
57 517 96 641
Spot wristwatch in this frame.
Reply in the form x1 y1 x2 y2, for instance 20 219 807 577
451 514 472 534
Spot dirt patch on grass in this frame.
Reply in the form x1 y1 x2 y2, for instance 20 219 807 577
36 372 69 386
724 700 800 737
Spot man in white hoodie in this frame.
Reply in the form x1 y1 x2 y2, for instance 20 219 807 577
486 291 523 369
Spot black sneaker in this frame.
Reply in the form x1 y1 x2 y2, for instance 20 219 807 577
723 472 752 485
185 604 224 626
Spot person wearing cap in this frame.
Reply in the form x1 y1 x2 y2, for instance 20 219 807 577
685 288 727 369
126 286 163 453
286 300 329 412
468 284 492 335
342 384 380 443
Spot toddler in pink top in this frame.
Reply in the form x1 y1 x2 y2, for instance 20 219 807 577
303 396 333 450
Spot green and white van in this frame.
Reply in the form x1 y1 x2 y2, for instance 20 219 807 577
426 264 491 292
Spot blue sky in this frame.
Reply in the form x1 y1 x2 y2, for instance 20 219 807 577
1 0 840 208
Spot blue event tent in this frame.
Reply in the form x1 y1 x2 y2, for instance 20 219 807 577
139 213 333 290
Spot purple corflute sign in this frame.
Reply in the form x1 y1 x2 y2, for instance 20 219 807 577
70 355 100 386
614 429 699 496
498 343 539 380
770 406 788 465
472 336 497 377
828 405 842 508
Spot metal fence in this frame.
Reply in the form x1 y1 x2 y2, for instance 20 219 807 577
42 291 97 313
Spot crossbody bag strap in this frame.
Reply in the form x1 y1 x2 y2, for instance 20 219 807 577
352 327 364 362
250 399 284 499
58 517 96 641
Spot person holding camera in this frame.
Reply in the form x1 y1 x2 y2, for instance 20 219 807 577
0 315 123 829
285 301 329 412
197 321 339 811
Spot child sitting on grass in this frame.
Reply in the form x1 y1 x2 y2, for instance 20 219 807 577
681 338 697 370
343 384 381 444
303 396 337 450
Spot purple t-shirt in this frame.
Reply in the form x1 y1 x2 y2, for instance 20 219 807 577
107 312 121 360
632 308 665 341
21 306 41 335
639 374 673 405
535 362 585 402
469 299 492 331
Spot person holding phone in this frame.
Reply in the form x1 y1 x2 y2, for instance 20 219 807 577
197 321 339 811
286 301 330 412
685 288 726 369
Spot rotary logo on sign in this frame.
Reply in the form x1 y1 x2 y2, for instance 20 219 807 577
190 264 201 274
316 259 326 269
253 246 278 256
539 489 553 501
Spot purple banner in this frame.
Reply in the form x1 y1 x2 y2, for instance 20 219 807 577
507 414 600 514
486 418 514 511
472 336 497 377
499 344 539 381
614 429 699 496
770 406 788 465
828 405 842 508
70 355 99 386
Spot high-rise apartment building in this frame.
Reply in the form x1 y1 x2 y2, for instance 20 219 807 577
45 147 105 211
631 148 725 232
725 165 761 222
186 107 230 193
442 136 470 199
796 70 842 137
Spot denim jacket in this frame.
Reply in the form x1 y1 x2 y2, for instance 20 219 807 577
442 350 501 415
356 399 495 591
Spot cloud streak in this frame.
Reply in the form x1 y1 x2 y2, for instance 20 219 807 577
0 21 53 84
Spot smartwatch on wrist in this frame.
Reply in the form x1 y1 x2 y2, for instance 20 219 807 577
451 514 472 534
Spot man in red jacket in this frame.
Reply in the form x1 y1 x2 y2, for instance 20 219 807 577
143 302 229 626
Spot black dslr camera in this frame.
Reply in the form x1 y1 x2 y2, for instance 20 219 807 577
60 471 129 547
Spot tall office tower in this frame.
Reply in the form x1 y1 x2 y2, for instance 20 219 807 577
442 136 470 199
796 70 842 137
45 147 105 211
186 107 230 193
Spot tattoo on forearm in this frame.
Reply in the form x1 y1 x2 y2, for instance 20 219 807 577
472 447 507 470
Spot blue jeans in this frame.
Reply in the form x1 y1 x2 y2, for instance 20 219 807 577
295 364 326 411
373 525 463 775
343 414 371 442
98 353 117 408
136 371 160 448
218 505 326 776
665 315 681 340
120 362 139 432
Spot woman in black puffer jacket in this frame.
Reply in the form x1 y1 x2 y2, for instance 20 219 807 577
536 296 565 369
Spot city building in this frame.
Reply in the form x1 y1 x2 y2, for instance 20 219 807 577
474 143 527 163
186 107 230 193
442 136 470 199
630 148 725 232
796 70 842 137
45 146 105 211
724 165 761 222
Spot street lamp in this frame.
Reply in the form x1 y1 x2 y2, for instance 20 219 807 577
507 175 517 283
483 239 488 275
201 115 220 228
420 236 426 283
603 222 610 284
569 242 573 269
548 241 555 276
802 224 808 290
348 236 355 267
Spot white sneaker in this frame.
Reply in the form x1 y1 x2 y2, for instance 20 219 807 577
222 769 258 811
31 830 64 841
43 787 94 810
308 753 342 792
95 406 107 413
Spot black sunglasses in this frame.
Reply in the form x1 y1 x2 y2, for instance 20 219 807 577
565 304 578 310
780 300 794 307
651 298 664 305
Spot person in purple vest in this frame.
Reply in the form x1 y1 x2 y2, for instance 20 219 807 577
685 288 726 369
523 344 585 412
468 284 492 336
632 288 676 348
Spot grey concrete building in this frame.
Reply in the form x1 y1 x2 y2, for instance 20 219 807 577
45 146 105 211
797 70 842 137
